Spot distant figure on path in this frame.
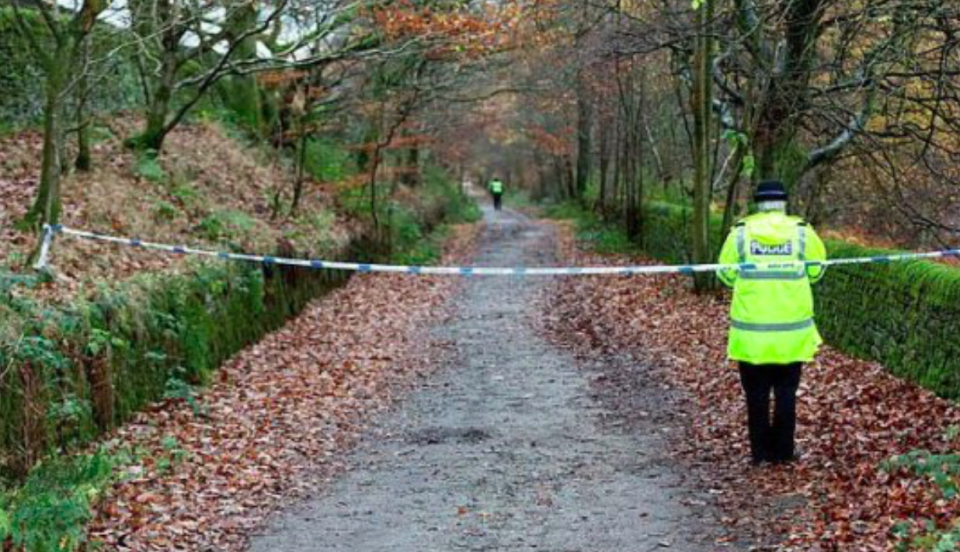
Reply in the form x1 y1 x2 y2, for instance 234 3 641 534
717 180 827 466
488 178 505 211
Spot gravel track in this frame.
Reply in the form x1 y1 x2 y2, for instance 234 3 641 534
249 205 738 552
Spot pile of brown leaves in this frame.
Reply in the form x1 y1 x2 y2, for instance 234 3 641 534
544 223 960 551
89 224 479 551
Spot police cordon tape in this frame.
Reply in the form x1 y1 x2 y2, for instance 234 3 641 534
34 224 960 276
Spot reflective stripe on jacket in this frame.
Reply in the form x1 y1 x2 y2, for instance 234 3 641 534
717 211 827 364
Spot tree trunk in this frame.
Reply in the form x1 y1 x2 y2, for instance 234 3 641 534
610 117 622 222
23 58 67 229
751 0 823 189
690 0 717 292
719 147 747 252
131 2 179 152
75 115 92 172
291 131 308 215
74 39 92 172
643 108 665 184
369 145 382 238
136 58 176 151
631 69 647 240
575 78 593 201
598 113 610 214
620 116 632 234
533 149 548 200
552 157 566 200
404 142 420 187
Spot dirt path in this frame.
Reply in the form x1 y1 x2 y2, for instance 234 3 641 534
249 207 738 551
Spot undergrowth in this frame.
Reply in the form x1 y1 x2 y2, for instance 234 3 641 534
0 450 123 552
337 164 479 264
885 430 960 551
543 201 642 256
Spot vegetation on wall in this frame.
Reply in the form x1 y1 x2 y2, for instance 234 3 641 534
0 259 346 479
816 243 960 399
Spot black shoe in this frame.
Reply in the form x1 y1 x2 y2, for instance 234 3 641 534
771 451 802 465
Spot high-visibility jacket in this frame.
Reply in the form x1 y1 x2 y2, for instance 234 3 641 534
489 180 504 194
717 211 827 364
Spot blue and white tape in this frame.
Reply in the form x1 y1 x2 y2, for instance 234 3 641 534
34 224 960 276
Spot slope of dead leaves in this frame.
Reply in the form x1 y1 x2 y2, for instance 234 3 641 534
88 224 479 551
0 118 354 300
543 222 960 551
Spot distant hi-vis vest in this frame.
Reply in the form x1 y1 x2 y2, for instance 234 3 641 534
717 211 827 364
489 180 504 194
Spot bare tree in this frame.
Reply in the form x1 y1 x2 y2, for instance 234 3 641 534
9 0 107 229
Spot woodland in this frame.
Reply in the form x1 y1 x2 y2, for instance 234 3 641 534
0 0 959 550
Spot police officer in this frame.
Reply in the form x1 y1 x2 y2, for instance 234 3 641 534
488 178 505 211
717 180 827 465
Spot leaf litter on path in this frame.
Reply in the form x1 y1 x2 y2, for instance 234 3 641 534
542 222 959 551
89 224 480 551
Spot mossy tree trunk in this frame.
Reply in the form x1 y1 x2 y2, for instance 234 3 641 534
133 32 179 152
23 60 68 230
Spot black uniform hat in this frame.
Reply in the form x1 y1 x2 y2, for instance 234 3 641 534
754 180 788 202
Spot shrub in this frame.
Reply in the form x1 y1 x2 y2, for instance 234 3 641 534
337 164 479 261
545 201 642 256
196 210 257 242
0 451 116 552
303 137 354 183
388 204 425 256
289 208 340 256
152 200 179 222
170 183 203 211
638 201 723 264
421 165 481 225
216 75 265 133
135 151 166 183
543 200 593 222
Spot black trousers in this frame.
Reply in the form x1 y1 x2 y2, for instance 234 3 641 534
738 362 802 464
492 193 503 210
